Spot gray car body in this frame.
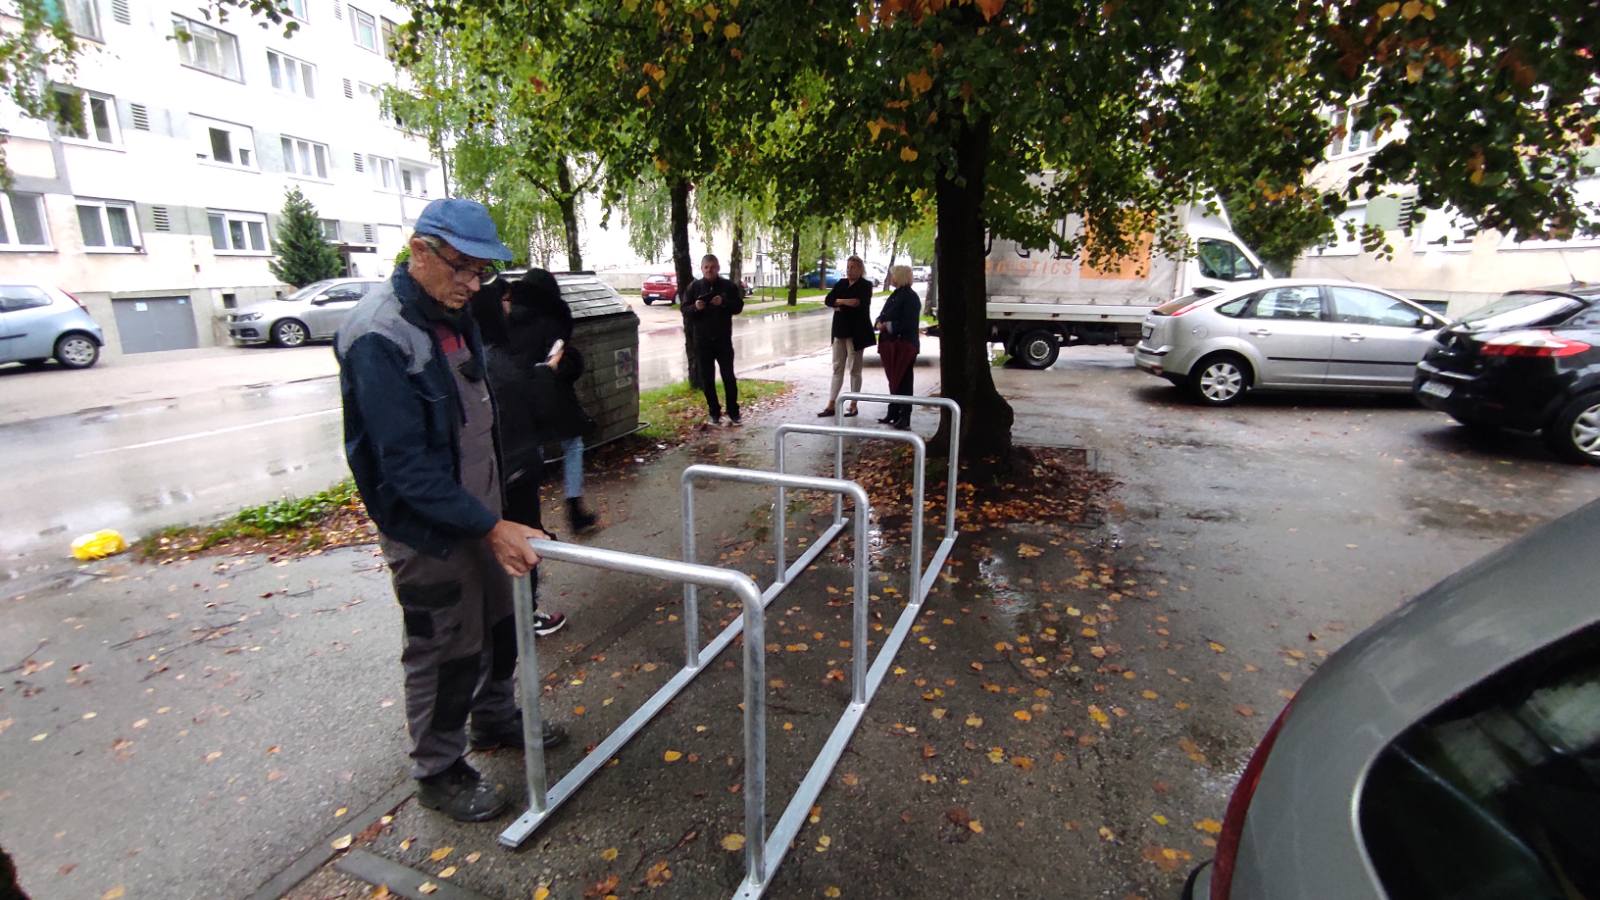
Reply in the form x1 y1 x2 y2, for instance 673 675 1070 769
0 285 105 365
1134 278 1446 394
1189 498 1600 899
227 278 383 346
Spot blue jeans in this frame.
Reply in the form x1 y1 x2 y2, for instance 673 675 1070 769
560 436 584 499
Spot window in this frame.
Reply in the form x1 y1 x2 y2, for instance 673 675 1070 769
173 16 243 81
369 155 395 189
1315 205 1367 257
48 0 102 40
400 165 428 197
320 219 341 241
1196 238 1258 281
350 7 378 51
0 286 54 311
267 50 316 99
283 0 307 21
381 17 399 59
75 198 140 251
208 210 269 253
1505 179 1600 250
1246 286 1324 321
357 81 390 121
193 116 257 169
1328 286 1427 329
281 136 330 179
1359 623 1600 900
1328 104 1374 158
52 87 119 145
0 193 51 250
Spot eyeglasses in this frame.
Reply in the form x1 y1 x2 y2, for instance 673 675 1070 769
421 239 499 287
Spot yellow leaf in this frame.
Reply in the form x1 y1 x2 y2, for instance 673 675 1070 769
1406 60 1424 82
663 750 683 762
1013 710 1032 722
1196 818 1223 834
931 707 947 719
465 851 481 863
968 820 984 833
905 68 933 97
919 772 938 783
1098 825 1116 841
1088 705 1110 730
331 834 353 850
825 889 841 898
601 847 619 861
1377 1 1400 16
987 747 1005 763
429 846 453 862
636 84 651 100
439 866 457 878
1400 0 1422 18
534 887 552 900
723 22 740 39
1152 814 1169 826
102 889 126 900
418 884 438 896
1141 690 1159 700
1207 641 1226 653
334 807 348 818
721 833 746 851
965 714 983 727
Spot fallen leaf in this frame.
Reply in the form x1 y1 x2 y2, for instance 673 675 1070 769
965 714 983 727
721 833 745 851
534 887 551 900
663 750 683 763
1013 710 1032 722
1195 818 1223 834
418 883 438 896
1234 705 1255 718
465 851 481 863
334 807 348 818
1208 641 1227 653
429 846 453 862
1098 825 1116 842
204 751 223 763
438 866 457 878
600 847 619 861
968 820 984 834
824 888 841 898
102 889 126 900
645 859 672 888
331 834 353 850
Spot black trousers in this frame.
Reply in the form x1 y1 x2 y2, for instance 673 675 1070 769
696 338 739 419
889 360 915 424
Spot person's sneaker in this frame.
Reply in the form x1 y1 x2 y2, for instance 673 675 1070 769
706 415 723 427
533 611 567 637
727 415 742 426
469 712 569 751
416 759 511 823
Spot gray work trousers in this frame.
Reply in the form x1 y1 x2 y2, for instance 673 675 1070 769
383 535 518 779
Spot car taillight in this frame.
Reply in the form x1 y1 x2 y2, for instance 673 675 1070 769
1478 330 1591 358
1170 299 1209 317
1209 703 1293 899
62 290 86 308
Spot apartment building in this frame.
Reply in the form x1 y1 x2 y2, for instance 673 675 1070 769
0 0 440 356
1294 104 1600 316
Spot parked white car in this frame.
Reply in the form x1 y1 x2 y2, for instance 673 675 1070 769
227 278 384 347
1134 279 1448 405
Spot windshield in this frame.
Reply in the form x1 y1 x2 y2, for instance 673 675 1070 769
1457 292 1584 332
284 280 339 301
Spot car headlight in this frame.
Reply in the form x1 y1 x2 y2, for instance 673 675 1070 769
236 312 262 322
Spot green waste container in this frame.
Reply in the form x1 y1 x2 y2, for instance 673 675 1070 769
554 272 641 447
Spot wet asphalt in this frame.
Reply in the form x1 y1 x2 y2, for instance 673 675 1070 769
1 341 1594 899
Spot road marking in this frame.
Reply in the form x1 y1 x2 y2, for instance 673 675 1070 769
75 408 341 458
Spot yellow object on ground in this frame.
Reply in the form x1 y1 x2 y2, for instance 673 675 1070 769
71 529 127 560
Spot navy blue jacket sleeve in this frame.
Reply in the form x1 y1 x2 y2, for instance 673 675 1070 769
343 333 498 538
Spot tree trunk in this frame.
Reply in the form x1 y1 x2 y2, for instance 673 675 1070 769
671 178 700 391
729 209 744 289
556 157 582 271
787 228 800 306
887 224 904 270
815 237 827 297
933 115 1012 459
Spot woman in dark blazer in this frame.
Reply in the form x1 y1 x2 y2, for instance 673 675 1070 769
874 265 921 429
819 255 875 417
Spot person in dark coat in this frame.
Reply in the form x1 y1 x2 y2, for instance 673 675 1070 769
820 255 875 417
683 253 746 426
874 265 921 429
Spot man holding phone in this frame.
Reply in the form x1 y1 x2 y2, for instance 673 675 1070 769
684 253 746 426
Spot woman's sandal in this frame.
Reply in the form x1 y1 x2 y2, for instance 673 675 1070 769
843 404 859 417
817 408 836 417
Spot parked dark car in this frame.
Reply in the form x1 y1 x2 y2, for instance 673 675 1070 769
1413 283 1600 465
798 269 843 289
640 273 677 305
1184 497 1600 900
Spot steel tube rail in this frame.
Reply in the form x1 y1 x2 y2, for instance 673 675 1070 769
836 393 962 601
774 424 925 610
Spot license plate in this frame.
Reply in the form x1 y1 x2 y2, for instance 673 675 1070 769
1419 379 1454 399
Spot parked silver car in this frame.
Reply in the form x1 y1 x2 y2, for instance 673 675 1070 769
227 277 384 347
0 284 105 369
1135 279 1447 405
1185 497 1600 899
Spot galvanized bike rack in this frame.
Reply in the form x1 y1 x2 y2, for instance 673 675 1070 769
499 400 964 900
834 392 963 598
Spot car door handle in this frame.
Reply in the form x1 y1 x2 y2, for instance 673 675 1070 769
1341 333 1366 342
1247 329 1272 337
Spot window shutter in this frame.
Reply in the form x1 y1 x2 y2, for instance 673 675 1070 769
353 153 365 173
342 78 354 99
333 2 342 18
363 224 376 243
111 0 131 25
1396 197 1417 233
130 103 150 130
152 206 171 231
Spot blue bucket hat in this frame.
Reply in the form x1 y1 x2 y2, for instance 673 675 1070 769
414 198 513 262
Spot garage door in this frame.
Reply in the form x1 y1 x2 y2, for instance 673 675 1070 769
113 296 200 354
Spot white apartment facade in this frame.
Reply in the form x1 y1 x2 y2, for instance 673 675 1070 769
1294 105 1600 316
0 0 440 356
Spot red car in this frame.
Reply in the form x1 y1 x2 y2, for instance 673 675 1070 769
641 272 677 305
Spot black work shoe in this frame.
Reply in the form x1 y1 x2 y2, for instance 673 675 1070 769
416 759 511 823
565 498 599 535
469 712 570 751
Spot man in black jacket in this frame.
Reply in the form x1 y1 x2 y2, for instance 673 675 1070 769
336 198 567 824
684 253 746 425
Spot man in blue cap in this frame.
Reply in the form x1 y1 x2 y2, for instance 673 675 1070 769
336 198 568 823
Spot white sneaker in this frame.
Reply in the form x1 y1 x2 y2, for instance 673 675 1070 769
706 415 724 427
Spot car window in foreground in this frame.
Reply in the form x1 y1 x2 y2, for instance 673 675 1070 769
1329 286 1428 328
1358 623 1600 900
1458 293 1584 332
1248 285 1323 320
284 280 337 301
0 285 53 312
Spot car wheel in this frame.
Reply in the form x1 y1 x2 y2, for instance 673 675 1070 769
1015 329 1061 370
271 319 310 348
1188 352 1251 406
642 296 654 305
54 333 100 369
1544 392 1600 465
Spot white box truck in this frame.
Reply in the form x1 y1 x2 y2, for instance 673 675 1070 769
971 206 1267 369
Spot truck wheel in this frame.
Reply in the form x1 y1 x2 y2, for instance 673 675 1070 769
1015 329 1060 370
1544 392 1600 465
1187 352 1251 406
